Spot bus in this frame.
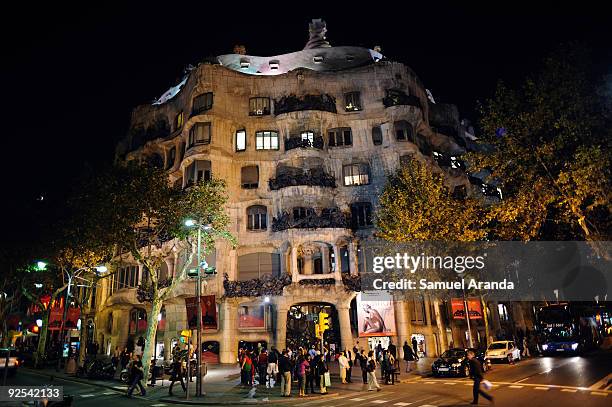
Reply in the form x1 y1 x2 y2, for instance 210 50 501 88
536 303 601 355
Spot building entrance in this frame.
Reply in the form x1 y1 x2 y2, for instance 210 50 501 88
286 303 340 351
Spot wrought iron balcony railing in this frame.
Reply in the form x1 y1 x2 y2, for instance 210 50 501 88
284 135 324 151
269 168 336 190
272 208 349 232
274 94 337 115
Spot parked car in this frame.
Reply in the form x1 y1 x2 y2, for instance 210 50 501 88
0 348 20 376
432 348 490 377
485 341 521 363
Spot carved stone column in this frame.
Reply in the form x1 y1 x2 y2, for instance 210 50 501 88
337 306 353 352
333 245 342 285
348 241 359 276
291 247 299 282
394 299 410 356
220 300 236 363
303 247 314 275
276 307 288 350
321 245 330 274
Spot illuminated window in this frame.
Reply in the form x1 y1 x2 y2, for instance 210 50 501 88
192 92 213 115
236 129 246 152
328 127 352 147
241 166 259 189
255 131 279 150
301 131 314 144
343 163 370 186
498 303 509 321
184 160 211 186
351 202 373 228
249 97 271 116
372 126 383 145
344 92 362 111
247 205 267 231
188 122 211 147
174 111 184 130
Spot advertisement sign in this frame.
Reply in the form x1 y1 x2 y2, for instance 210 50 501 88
451 298 483 319
185 295 217 330
238 304 266 329
357 292 397 337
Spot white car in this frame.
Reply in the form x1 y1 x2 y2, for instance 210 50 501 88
485 341 521 363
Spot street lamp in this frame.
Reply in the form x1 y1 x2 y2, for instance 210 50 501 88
36 261 47 271
184 219 212 398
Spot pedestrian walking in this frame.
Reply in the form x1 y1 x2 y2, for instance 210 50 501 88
522 337 530 358
257 349 268 386
241 350 254 386
315 352 329 394
297 355 310 396
168 358 186 396
466 349 494 405
412 337 418 357
126 354 146 397
305 355 316 394
403 341 416 373
366 351 381 392
267 347 279 387
120 347 130 370
338 351 349 384
345 349 354 382
279 350 292 397
359 350 368 384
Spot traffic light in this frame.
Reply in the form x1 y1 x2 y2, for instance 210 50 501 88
318 311 330 334
315 324 322 339
187 268 199 277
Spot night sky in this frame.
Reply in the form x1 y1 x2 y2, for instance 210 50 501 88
2 3 611 247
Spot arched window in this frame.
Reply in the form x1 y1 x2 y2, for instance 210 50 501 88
395 120 414 142
247 205 267 231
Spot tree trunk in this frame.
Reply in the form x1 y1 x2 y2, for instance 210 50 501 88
78 313 88 366
432 298 448 353
35 309 51 368
141 296 163 382
480 296 491 347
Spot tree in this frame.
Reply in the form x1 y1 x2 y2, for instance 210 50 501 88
376 158 487 242
468 44 611 253
376 158 490 349
89 163 235 381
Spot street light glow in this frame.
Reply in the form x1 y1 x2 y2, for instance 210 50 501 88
36 319 43 327
157 313 162 321
264 296 270 303
184 219 196 227
36 261 47 270
95 265 108 273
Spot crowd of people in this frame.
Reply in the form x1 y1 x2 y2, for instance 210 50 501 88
235 339 424 396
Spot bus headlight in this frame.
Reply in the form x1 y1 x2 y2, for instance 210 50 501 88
571 343 578 350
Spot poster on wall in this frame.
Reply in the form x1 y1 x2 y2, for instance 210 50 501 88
357 292 397 337
451 298 483 319
238 304 266 329
185 295 218 330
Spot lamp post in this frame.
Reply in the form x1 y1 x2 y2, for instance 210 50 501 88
184 219 212 398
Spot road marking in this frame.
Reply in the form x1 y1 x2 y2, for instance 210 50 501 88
561 389 577 393
151 404 168 406
349 398 366 401
102 392 115 395
534 387 549 391
444 382 457 385
464 383 473 386
591 392 608 397
394 403 412 406
371 401 390 404
418 405 438 407
80 394 95 397
424 381 436 384
588 373 612 390
509 385 524 389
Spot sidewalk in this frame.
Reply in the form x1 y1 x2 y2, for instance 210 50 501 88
22 359 433 404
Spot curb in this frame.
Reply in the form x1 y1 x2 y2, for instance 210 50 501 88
159 392 341 405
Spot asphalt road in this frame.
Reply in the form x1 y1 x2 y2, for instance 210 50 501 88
3 352 610 406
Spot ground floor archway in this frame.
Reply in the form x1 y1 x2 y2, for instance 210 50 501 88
286 303 341 352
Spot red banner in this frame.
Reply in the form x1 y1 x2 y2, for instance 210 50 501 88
47 305 80 330
185 296 217 330
451 298 483 319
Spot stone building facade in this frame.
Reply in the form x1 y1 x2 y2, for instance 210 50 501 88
92 20 532 363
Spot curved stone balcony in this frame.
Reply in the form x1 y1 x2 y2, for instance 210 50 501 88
269 168 336 190
274 94 337 116
271 207 349 232
284 135 324 151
